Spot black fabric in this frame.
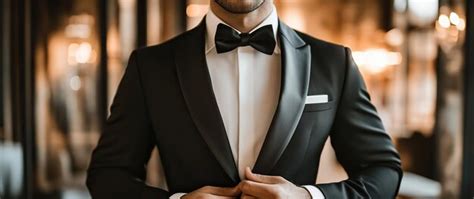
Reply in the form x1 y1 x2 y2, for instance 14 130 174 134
87 19 402 199
215 23 276 55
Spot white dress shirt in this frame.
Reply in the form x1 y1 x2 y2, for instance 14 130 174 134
170 6 324 199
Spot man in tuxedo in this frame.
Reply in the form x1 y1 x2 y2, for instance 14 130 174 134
86 0 402 198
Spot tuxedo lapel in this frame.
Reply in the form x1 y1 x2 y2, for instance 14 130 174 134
174 21 240 183
253 21 311 174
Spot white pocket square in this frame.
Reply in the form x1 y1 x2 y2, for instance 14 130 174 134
305 95 328 104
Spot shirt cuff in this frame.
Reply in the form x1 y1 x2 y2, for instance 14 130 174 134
302 185 325 199
169 193 187 199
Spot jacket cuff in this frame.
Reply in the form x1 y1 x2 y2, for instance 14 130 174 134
302 185 326 199
169 193 187 199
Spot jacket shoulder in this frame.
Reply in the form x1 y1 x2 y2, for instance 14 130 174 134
294 31 352 86
296 31 346 52
133 31 189 57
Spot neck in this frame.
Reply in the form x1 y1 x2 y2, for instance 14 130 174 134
210 2 274 33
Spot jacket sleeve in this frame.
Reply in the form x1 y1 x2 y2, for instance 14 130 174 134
86 50 170 199
315 47 402 199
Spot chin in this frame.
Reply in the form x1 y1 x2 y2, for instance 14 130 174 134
215 0 265 14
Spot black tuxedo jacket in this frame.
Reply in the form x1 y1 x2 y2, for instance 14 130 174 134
87 20 402 199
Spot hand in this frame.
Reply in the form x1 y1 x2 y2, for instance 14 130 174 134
240 194 257 199
238 167 311 199
182 185 241 199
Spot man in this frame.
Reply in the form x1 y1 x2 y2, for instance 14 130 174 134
86 0 402 198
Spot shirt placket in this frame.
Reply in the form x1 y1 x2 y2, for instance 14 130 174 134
237 47 255 179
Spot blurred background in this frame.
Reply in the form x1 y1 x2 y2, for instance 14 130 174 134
0 0 473 198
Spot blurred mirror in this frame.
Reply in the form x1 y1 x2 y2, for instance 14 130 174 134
33 1 100 198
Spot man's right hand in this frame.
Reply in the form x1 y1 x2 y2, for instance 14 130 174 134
181 186 241 199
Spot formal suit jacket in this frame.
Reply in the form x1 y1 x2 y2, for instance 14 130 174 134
86 20 402 199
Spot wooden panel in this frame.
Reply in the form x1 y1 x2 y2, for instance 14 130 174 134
5 0 36 197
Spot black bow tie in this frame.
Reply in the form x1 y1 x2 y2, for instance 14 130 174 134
215 23 276 55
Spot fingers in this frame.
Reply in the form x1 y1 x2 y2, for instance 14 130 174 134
240 194 257 199
239 179 275 198
193 193 236 199
191 169 290 199
244 167 284 184
212 196 238 199
199 185 241 196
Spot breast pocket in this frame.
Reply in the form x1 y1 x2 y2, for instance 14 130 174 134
303 100 335 112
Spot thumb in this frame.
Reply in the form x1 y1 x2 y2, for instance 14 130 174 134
245 167 278 184
200 186 241 196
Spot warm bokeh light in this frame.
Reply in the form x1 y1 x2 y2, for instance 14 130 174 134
279 6 305 32
68 43 79 65
450 12 460 26
437 9 465 32
352 49 402 74
386 28 404 47
65 14 94 39
457 18 466 31
436 9 465 52
186 4 209 18
408 0 438 25
69 75 82 91
438 14 451 29
67 42 95 65
76 42 93 64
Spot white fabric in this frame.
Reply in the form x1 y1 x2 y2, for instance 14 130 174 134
170 6 324 199
169 192 186 199
205 6 281 180
305 95 329 104
303 185 326 199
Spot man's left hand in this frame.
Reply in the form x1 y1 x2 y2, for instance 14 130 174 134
238 167 311 199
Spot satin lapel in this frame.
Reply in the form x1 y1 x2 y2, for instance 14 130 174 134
253 21 311 174
174 21 240 183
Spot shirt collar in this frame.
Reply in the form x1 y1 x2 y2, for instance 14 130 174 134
205 5 280 54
